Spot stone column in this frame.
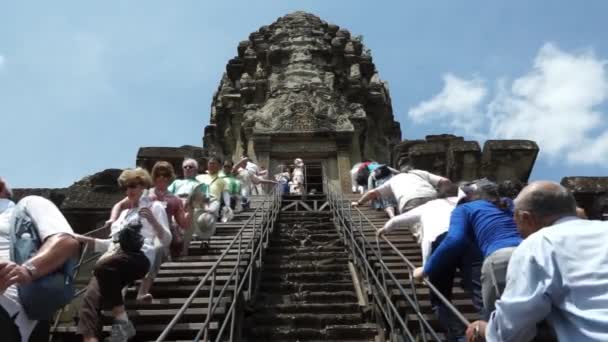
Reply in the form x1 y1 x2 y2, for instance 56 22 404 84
336 133 353 193
252 134 271 170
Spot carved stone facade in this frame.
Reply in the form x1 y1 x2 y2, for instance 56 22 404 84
392 134 539 183
204 11 401 191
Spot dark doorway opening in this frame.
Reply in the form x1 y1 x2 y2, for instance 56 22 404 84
304 162 323 194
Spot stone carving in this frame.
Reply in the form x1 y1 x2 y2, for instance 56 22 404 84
205 11 401 163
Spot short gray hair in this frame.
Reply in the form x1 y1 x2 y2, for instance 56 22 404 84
517 182 577 219
182 158 199 169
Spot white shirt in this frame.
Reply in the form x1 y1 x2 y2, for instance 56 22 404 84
486 217 608 341
383 196 459 265
0 196 74 342
375 170 445 213
109 201 171 265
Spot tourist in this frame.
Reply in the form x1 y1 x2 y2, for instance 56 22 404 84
233 155 277 209
136 161 188 300
167 158 201 203
220 160 241 214
0 178 80 342
350 160 381 194
414 179 522 317
291 158 305 195
466 181 608 341
377 184 480 342
368 164 400 219
76 168 171 342
276 166 291 195
108 162 189 259
352 166 451 214
189 157 227 249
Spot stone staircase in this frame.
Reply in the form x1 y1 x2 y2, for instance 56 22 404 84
341 194 479 339
51 196 270 342
243 210 378 342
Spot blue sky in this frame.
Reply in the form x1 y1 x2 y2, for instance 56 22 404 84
1 1 607 188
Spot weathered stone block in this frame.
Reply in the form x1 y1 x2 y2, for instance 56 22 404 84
481 140 538 182
561 176 608 220
448 141 481 181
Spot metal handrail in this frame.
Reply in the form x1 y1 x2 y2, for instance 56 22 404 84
155 188 281 342
325 181 470 341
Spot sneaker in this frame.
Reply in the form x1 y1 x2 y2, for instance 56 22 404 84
106 318 135 342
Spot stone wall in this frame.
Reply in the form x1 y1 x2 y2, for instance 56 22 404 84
561 177 608 220
392 134 539 183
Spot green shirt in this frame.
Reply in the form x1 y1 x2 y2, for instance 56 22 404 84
219 171 241 195
167 178 200 198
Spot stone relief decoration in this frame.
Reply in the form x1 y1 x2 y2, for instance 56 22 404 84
204 11 401 161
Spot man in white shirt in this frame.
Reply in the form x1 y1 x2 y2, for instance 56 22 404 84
0 177 80 342
352 168 451 213
467 181 608 341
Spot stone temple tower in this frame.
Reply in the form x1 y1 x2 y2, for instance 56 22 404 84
204 11 401 192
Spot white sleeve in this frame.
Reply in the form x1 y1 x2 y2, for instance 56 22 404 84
382 205 423 234
22 196 74 240
151 202 172 247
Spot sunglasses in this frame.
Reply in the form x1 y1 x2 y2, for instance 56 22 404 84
183 165 196 170
123 182 143 190
156 173 171 179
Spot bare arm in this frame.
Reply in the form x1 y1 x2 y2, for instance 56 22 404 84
1 234 80 289
352 189 380 206
107 197 129 225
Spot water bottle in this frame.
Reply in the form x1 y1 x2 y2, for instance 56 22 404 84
139 189 151 209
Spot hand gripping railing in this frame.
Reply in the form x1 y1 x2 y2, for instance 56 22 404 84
325 182 470 341
155 188 281 342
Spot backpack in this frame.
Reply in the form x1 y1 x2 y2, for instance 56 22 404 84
9 199 77 320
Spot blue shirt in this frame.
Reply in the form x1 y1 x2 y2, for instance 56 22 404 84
487 217 608 341
424 199 522 277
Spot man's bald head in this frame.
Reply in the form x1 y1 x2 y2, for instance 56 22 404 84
514 181 577 235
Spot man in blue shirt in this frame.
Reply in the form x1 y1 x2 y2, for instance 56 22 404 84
415 180 522 317
466 181 608 341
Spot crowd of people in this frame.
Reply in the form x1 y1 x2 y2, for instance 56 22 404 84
352 164 608 341
0 155 312 341
2 157 608 342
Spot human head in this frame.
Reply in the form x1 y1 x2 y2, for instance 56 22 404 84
0 177 12 200
355 167 370 187
118 167 152 202
223 160 234 175
294 158 304 168
182 158 198 178
207 156 222 175
513 181 577 238
151 161 176 190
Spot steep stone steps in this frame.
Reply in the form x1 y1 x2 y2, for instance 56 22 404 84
51 196 270 342
341 194 479 340
243 211 378 342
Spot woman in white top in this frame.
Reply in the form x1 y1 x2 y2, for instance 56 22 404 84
76 168 170 342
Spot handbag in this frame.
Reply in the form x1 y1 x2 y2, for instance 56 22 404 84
9 197 76 320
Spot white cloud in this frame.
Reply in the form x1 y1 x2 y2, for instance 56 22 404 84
0 55 5 69
488 43 608 162
409 43 608 166
408 73 487 134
